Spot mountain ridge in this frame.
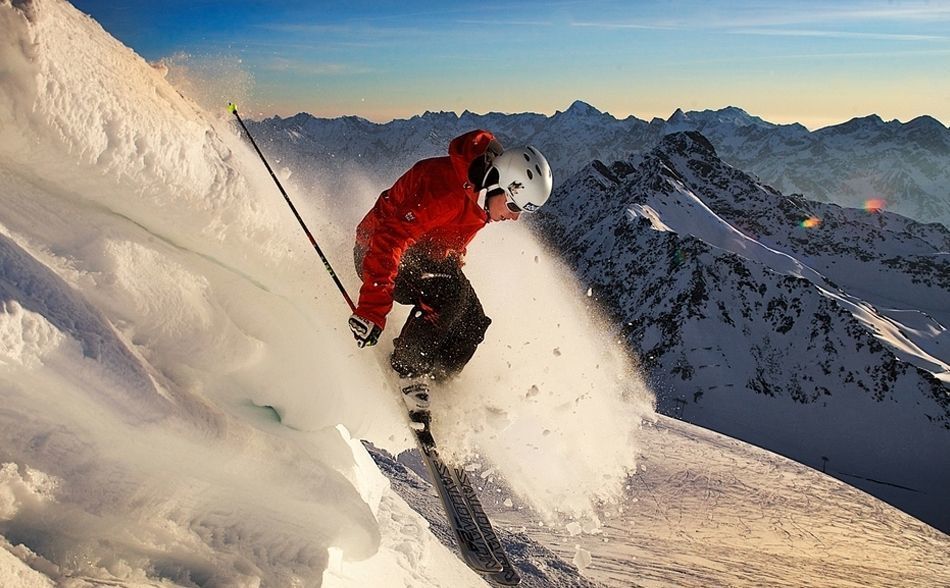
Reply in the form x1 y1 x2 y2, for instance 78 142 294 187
530 130 950 531
249 103 950 228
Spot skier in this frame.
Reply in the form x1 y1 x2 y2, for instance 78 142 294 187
348 129 553 426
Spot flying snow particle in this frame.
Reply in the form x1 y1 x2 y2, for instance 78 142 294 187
573 546 592 569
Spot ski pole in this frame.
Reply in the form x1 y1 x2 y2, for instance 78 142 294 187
228 102 356 313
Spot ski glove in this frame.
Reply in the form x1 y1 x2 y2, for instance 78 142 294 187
348 313 382 348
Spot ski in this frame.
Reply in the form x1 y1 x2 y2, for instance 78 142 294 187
413 426 504 574
453 465 521 586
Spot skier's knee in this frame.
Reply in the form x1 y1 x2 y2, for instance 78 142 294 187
391 347 431 379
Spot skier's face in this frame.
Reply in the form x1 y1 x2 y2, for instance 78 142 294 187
486 193 521 222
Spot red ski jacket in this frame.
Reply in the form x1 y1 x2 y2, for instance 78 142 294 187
354 129 497 329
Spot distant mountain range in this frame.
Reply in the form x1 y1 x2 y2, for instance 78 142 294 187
249 101 950 228
530 131 949 532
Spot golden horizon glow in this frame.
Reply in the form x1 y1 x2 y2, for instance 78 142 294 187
73 1 950 131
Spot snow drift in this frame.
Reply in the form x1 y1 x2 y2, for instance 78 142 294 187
0 0 653 584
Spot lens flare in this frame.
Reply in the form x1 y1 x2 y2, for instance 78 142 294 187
800 216 822 229
864 198 886 213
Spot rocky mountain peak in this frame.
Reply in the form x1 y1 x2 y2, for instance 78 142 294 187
716 105 753 118
704 106 770 128
284 112 315 126
904 115 947 134
826 114 886 133
657 131 718 160
564 100 603 116
667 108 688 124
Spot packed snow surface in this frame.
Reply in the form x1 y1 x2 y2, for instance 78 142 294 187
0 0 652 585
493 416 950 588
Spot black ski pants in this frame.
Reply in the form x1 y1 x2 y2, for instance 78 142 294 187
355 249 492 382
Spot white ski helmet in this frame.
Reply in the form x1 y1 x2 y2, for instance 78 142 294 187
484 145 553 213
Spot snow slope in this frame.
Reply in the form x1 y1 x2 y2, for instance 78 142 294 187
374 415 950 587
495 415 950 588
0 0 651 584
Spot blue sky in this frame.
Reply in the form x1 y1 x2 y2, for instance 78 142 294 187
72 0 950 128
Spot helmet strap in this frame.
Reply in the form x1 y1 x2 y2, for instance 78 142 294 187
478 188 491 215
479 186 507 215
481 165 500 191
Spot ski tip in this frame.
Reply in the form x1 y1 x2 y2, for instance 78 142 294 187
489 569 522 586
466 556 504 574
227 102 237 115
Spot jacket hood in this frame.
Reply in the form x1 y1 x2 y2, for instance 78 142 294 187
448 129 497 185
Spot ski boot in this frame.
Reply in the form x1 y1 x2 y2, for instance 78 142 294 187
401 378 431 430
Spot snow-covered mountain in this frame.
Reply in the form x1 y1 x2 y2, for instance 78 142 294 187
250 102 950 228
531 130 950 532
662 108 950 229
